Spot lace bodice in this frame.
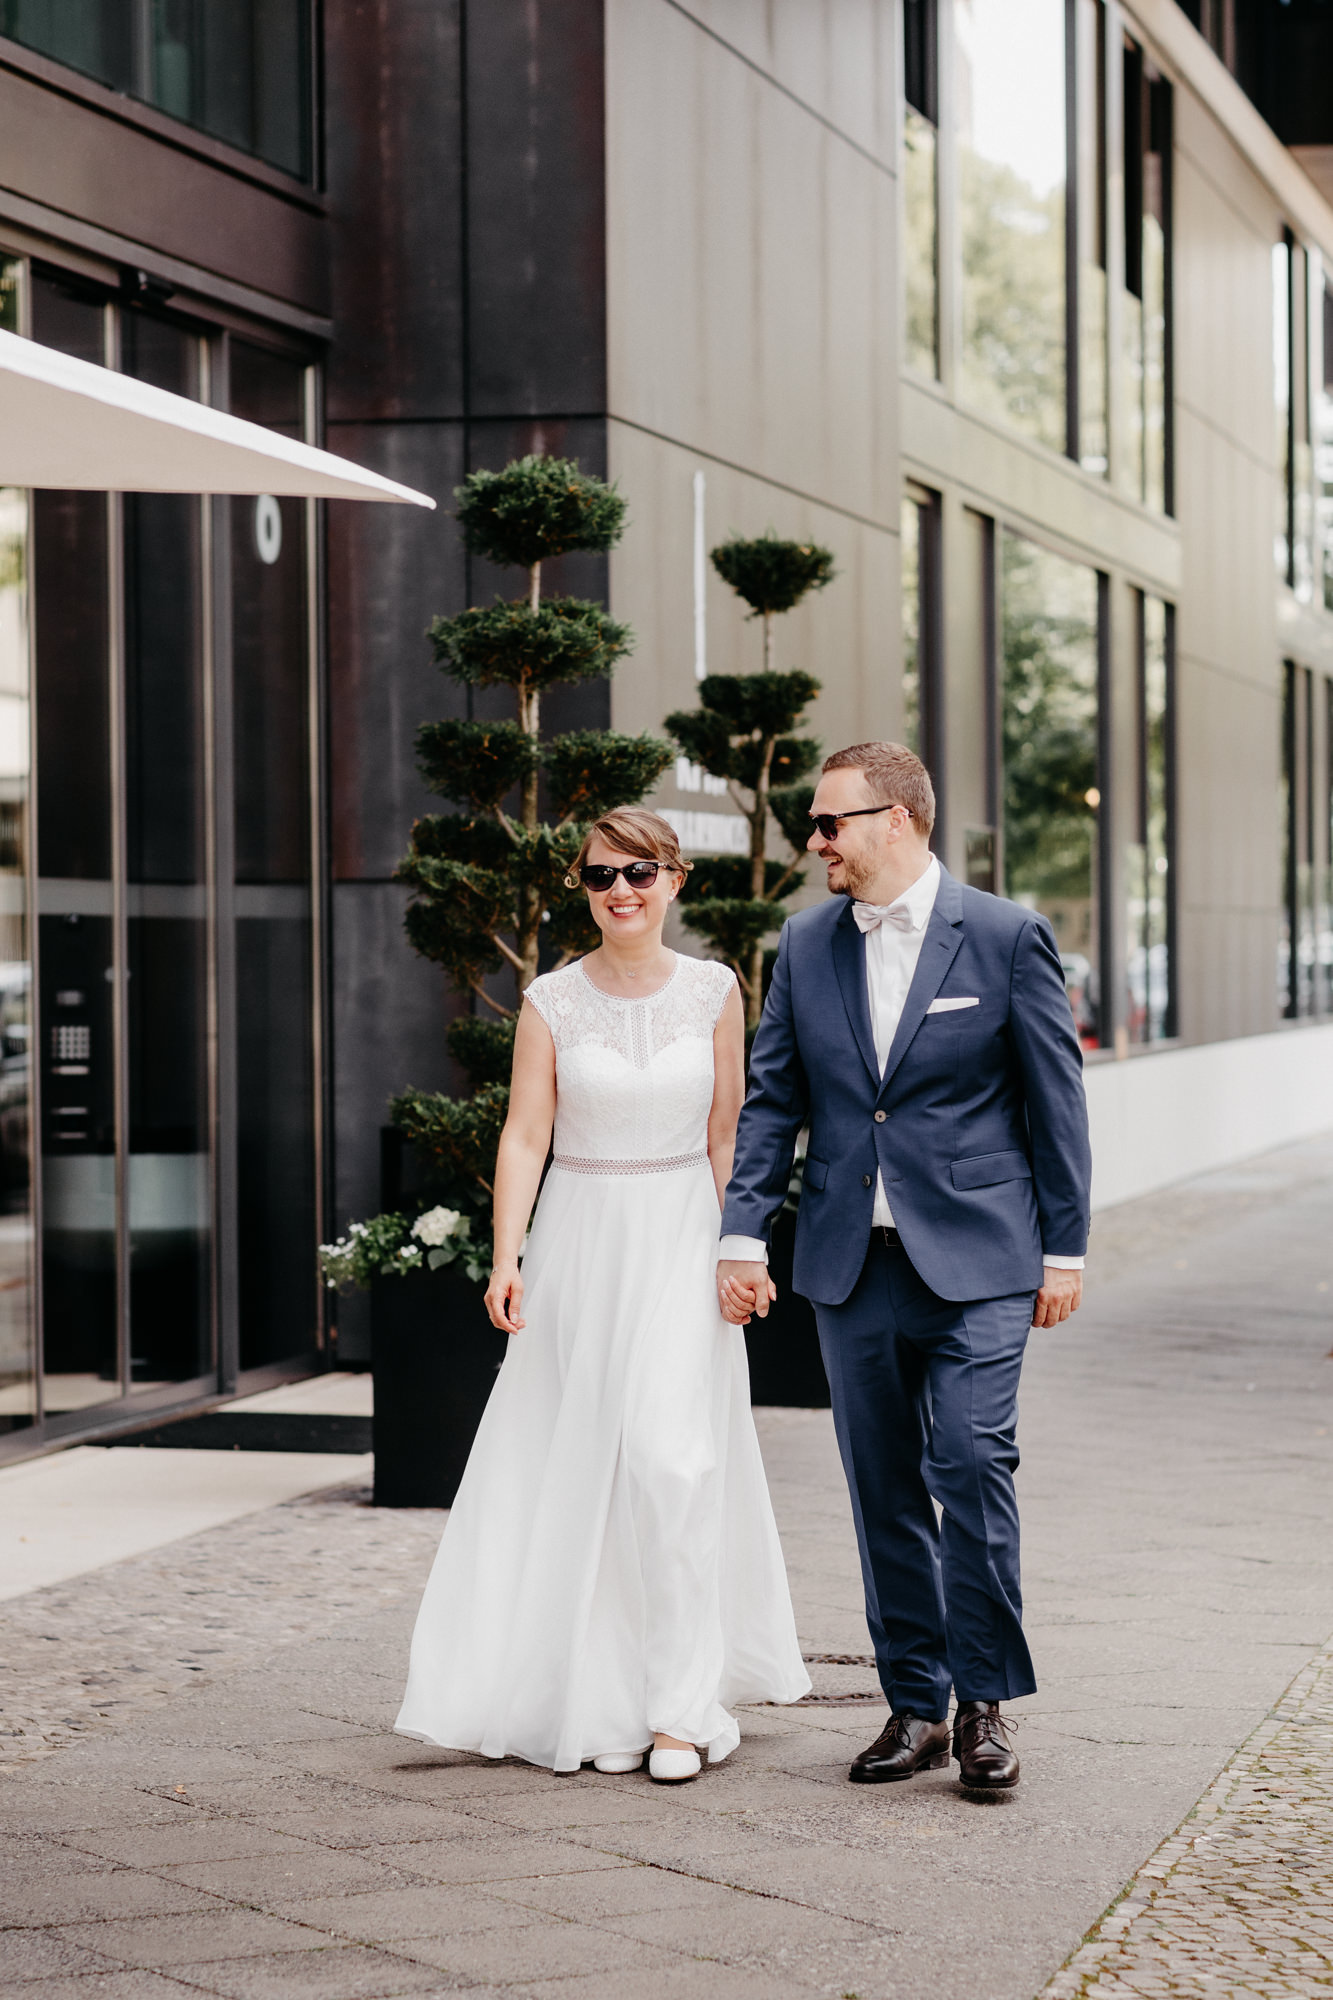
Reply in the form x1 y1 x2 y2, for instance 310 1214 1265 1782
525 953 735 1167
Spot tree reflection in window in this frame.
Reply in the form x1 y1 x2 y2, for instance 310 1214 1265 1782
956 0 1067 452
1000 532 1101 1049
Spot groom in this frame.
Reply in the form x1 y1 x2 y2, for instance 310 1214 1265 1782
717 741 1090 1790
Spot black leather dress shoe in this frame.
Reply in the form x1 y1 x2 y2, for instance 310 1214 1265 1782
849 1710 951 1783
953 1701 1020 1788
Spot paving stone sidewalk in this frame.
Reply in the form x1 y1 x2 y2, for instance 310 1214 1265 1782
1 1133 1332 1999
1042 1633 1333 1999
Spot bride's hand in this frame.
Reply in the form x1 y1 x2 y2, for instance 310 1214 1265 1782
485 1260 525 1333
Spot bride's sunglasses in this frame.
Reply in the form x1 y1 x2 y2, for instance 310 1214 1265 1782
577 861 671 892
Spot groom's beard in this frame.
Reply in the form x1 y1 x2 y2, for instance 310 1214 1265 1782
826 848 876 899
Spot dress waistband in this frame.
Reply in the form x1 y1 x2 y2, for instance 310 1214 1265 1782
552 1149 708 1177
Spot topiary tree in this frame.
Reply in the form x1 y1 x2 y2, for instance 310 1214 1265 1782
321 455 673 1286
666 533 835 1028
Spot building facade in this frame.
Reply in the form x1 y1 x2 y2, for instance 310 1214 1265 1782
1 0 1331 1460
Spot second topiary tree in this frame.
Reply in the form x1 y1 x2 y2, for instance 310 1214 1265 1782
667 533 836 1028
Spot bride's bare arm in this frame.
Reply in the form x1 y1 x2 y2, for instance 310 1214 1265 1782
706 982 746 1211
484 1000 556 1334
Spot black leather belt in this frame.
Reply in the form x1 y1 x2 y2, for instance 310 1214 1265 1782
875 1226 903 1249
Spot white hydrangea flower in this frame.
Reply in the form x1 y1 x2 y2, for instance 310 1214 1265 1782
411 1205 463 1247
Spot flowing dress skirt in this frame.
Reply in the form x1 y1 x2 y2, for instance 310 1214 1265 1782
395 1158 811 1771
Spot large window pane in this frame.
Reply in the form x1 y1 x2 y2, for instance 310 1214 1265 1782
957 0 1066 452
1126 595 1174 1042
1274 238 1294 584
230 342 318 1373
1122 46 1171 512
903 0 939 380
122 314 212 1392
0 1 310 179
0 1 132 92
1077 0 1108 477
1001 532 1101 1049
0 484 34 1436
1312 264 1333 612
31 274 119 1417
901 496 921 755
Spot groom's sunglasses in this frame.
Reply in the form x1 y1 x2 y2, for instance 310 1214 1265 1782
809 803 915 841
578 861 671 892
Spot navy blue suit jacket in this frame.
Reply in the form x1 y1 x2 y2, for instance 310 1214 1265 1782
721 867 1092 1305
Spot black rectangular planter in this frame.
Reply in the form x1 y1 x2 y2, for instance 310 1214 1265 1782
371 1265 508 1507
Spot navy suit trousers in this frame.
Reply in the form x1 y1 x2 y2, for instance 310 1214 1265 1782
814 1237 1038 1719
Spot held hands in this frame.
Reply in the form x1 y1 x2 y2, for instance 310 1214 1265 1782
485 1259 525 1334
1032 1266 1082 1328
717 1259 776 1326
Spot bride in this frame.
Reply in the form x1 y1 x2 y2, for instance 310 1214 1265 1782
395 807 809 1780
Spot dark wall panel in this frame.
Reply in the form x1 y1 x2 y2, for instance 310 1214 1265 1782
326 421 468 881
0 66 327 311
323 0 465 422
465 0 607 418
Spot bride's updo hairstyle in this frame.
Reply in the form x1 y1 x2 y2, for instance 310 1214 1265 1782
563 808 694 890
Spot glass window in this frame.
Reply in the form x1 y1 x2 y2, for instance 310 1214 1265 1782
30 272 119 1419
0 256 20 333
901 496 922 754
1280 660 1316 1020
903 0 939 379
1311 260 1333 612
1077 0 1108 476
1324 678 1333 1016
1122 45 1171 512
1125 594 1174 1043
956 0 1067 452
1000 531 1102 1049
1274 236 1294 585
229 341 319 1374
121 313 212 1393
900 483 939 770
0 0 132 93
0 474 34 1438
0 0 311 179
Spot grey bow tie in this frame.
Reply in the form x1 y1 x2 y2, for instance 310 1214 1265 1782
853 901 916 935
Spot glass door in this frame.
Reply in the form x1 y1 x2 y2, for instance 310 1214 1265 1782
228 341 320 1375
121 314 213 1394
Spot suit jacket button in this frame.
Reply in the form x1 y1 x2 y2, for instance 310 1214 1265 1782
874 1110 887 1123
861 1174 872 1187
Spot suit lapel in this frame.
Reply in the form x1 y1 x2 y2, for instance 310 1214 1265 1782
876 866 964 1099
831 899 881 1088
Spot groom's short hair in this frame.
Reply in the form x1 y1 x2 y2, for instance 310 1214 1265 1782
822 742 936 837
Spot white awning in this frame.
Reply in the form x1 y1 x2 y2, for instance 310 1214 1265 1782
0 326 435 506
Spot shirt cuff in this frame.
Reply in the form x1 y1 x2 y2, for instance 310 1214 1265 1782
718 1235 769 1266
1041 1253 1085 1270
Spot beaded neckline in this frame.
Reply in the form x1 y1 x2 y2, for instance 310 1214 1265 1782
577 952 680 1005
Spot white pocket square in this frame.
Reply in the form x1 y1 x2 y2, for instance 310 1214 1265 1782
927 996 980 1012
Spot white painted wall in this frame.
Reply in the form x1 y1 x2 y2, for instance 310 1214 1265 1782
1087 1025 1333 1211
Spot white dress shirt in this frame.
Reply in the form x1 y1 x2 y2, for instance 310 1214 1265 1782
719 852 1084 1272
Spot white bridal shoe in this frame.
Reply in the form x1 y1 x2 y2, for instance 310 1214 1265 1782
649 1745 702 1783
592 1752 644 1773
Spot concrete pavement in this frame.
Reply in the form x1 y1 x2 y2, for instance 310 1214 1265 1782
1 1132 1331 1998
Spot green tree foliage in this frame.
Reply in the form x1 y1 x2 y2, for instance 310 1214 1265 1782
1000 536 1099 905
667 536 835 1027
373 455 672 1258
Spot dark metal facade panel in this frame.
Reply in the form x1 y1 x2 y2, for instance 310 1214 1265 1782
464 0 608 419
0 65 329 315
325 421 469 884
324 0 466 423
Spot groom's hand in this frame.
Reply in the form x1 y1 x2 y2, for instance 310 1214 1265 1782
1032 1267 1082 1328
717 1260 776 1325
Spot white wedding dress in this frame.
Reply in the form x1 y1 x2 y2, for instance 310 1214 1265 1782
395 951 810 1771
